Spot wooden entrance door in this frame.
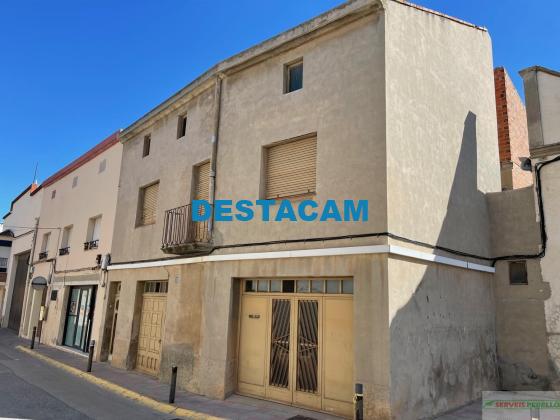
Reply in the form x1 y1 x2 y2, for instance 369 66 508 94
237 279 354 417
136 281 167 376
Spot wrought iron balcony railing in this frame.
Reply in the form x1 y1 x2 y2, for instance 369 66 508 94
59 247 70 256
84 239 99 251
38 251 48 260
0 257 7 272
162 204 212 255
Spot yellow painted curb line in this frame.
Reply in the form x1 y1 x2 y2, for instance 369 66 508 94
16 345 223 420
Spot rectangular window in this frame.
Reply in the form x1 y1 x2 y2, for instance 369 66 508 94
85 216 102 250
98 159 107 173
72 176 78 188
138 182 159 226
177 114 187 139
265 135 317 199
41 232 50 252
142 134 151 157
284 59 303 93
194 162 211 201
51 190 56 199
60 225 72 254
509 261 528 285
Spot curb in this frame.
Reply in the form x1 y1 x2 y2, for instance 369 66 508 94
16 345 223 420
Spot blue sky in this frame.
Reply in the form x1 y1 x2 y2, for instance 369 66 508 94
1 0 558 218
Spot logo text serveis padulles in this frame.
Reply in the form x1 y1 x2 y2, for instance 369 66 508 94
192 199 368 222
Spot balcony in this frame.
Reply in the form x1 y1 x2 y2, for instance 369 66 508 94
0 257 7 273
38 251 48 260
59 247 70 256
162 204 212 255
84 240 99 251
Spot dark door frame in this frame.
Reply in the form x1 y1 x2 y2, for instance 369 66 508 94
62 285 97 352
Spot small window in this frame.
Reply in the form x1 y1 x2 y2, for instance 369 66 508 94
509 261 528 285
257 280 269 292
51 190 56 199
98 159 107 173
284 59 303 93
85 216 102 250
143 134 151 157
72 176 78 188
326 280 340 294
245 280 256 292
177 114 187 139
41 232 50 252
138 182 159 226
60 225 72 252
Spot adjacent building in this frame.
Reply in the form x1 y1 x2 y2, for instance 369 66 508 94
106 1 500 418
20 132 122 361
0 230 13 317
494 67 533 190
1 183 42 332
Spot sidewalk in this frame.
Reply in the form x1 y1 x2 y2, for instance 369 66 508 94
6 330 340 420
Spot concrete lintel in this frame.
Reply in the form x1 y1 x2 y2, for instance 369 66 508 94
108 244 495 273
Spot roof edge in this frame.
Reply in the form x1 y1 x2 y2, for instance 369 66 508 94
390 0 487 32
39 130 121 190
120 0 384 142
520 65 560 78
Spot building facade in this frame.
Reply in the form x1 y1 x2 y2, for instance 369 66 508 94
1 183 42 333
20 132 122 362
105 1 500 418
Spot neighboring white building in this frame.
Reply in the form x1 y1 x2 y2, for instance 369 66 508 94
1 183 42 331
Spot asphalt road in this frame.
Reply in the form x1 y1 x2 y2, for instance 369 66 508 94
0 329 173 420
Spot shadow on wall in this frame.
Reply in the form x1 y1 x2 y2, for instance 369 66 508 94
389 112 498 419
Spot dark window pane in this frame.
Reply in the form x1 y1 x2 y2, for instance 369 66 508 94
296 280 309 293
270 280 282 292
245 280 256 292
282 280 295 293
509 261 528 285
342 279 353 294
258 280 269 292
326 280 340 294
311 280 323 293
287 62 303 92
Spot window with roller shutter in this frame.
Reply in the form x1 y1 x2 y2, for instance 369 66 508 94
138 182 159 226
194 162 210 201
265 135 317 199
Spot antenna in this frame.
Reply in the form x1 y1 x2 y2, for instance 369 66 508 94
32 162 38 183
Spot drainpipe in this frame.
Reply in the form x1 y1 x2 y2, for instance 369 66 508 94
208 74 223 236
19 217 39 338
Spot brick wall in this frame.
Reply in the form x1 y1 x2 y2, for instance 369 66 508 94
494 67 532 190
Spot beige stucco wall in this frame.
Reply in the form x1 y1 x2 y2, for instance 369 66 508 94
487 187 551 388
388 257 497 419
214 13 386 246
111 10 386 265
24 142 121 345
108 253 391 418
34 143 122 269
385 1 501 258
540 162 560 386
111 88 216 263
